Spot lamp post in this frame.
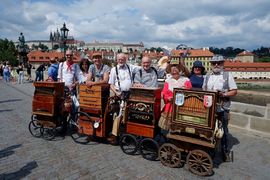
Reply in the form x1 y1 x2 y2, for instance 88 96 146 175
60 23 69 60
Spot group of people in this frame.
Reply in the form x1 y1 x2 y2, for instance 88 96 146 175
52 49 237 162
0 62 29 84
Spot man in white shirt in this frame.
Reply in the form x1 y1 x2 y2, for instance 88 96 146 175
107 53 139 144
202 55 237 162
57 50 80 134
57 50 80 90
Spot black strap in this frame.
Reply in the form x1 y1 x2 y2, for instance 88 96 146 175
140 67 158 79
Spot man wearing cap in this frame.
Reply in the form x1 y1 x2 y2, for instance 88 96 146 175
202 55 237 162
86 52 110 86
133 56 165 88
107 53 140 144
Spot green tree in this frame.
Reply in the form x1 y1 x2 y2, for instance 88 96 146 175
0 38 18 66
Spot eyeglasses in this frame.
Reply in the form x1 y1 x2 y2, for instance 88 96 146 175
210 61 223 65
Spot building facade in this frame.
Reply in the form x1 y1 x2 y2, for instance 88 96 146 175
224 61 270 79
171 48 214 71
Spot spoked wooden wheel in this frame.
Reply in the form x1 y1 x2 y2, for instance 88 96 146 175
139 138 159 161
120 134 138 155
187 149 213 176
159 143 181 168
28 115 42 138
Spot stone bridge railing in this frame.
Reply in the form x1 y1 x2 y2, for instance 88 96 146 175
230 90 270 134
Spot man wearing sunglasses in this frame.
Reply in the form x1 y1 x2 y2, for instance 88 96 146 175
202 55 237 162
57 50 80 135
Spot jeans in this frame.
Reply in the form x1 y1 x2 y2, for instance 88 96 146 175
35 71 43 81
18 71 24 84
3 71 10 82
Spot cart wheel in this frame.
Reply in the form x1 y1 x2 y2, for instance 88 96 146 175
41 127 56 140
139 138 159 161
67 111 80 132
120 134 138 155
28 115 42 138
159 143 181 168
187 149 213 176
69 111 95 144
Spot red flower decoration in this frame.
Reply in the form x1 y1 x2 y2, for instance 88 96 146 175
184 80 192 89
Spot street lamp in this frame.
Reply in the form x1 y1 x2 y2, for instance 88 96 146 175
60 23 69 60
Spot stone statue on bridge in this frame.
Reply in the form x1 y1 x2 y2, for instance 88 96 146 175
18 32 25 49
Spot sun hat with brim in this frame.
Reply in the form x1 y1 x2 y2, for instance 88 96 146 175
166 63 184 74
192 60 205 71
92 52 102 59
209 55 225 62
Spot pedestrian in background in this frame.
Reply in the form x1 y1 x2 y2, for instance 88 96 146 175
47 58 59 81
26 62 32 81
10 65 17 84
17 63 24 84
3 62 10 83
35 63 46 81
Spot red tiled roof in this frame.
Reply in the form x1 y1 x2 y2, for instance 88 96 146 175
142 52 166 59
237 51 255 56
224 61 270 72
27 50 80 63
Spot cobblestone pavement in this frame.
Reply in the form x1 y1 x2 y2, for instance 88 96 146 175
0 81 270 180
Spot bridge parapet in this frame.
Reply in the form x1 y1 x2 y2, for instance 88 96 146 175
230 102 270 134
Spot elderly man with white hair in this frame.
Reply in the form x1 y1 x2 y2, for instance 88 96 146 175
107 53 140 144
133 56 165 88
202 55 237 162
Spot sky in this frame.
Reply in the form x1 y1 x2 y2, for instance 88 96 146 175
0 0 270 51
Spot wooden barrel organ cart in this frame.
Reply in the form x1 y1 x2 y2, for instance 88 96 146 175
158 88 222 176
119 87 163 160
70 84 111 143
28 82 65 140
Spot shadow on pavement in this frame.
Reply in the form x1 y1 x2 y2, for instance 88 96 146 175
0 99 22 104
0 144 22 159
0 109 13 113
0 161 38 179
213 133 240 168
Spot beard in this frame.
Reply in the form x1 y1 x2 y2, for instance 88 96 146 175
213 66 223 74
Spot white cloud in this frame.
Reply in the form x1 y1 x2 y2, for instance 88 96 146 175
0 0 270 50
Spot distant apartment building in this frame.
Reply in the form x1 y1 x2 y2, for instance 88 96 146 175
224 61 270 79
236 51 258 63
171 48 214 71
84 41 144 53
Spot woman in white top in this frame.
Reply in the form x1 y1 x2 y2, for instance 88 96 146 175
78 58 91 84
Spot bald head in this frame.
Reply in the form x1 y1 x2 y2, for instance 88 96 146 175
141 56 152 71
117 53 127 67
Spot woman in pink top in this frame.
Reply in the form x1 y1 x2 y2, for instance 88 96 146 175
158 64 192 130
